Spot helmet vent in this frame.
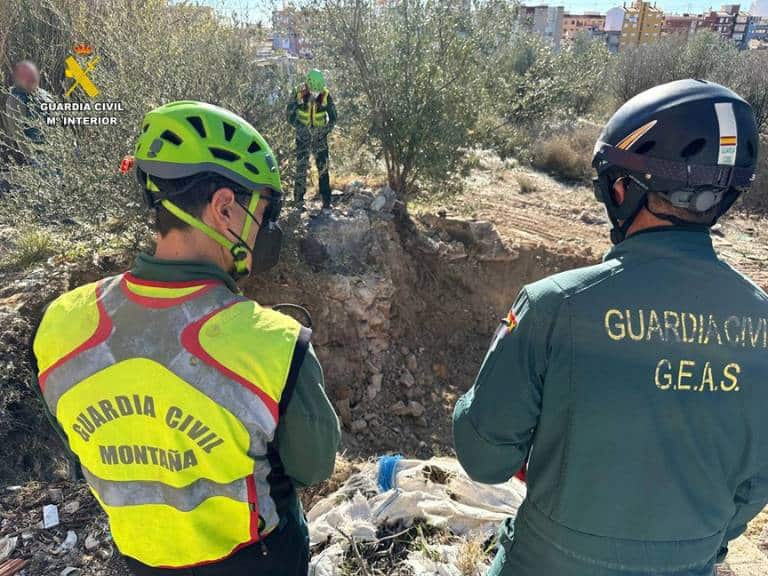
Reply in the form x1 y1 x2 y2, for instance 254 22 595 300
244 162 260 175
209 147 239 162
248 141 261 154
160 130 182 146
223 122 236 142
635 141 655 155
680 138 706 159
142 123 149 133
186 116 207 138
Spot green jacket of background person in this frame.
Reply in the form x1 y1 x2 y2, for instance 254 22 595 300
286 69 337 209
453 80 767 576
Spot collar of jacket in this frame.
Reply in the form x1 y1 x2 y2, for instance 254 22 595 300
130 252 240 294
604 226 716 263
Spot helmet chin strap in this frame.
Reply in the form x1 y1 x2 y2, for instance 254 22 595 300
159 191 261 279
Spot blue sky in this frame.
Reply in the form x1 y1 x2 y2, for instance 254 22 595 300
540 0 749 14
189 0 763 20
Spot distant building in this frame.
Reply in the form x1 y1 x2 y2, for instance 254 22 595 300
700 6 737 38
620 1 664 48
562 12 605 41
732 9 758 48
605 6 626 31
745 16 768 47
699 4 758 48
519 5 566 50
272 6 312 58
662 14 699 39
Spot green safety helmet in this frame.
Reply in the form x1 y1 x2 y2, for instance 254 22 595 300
134 101 284 277
306 69 325 92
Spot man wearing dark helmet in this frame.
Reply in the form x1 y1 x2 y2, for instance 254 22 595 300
454 79 767 576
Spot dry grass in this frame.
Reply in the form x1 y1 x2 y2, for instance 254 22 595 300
0 229 55 270
456 536 488 576
300 454 357 510
515 172 539 194
532 127 598 183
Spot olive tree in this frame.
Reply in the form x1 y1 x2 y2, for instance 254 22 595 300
313 0 505 197
611 31 738 103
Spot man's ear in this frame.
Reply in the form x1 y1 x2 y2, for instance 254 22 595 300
612 178 626 206
206 187 237 232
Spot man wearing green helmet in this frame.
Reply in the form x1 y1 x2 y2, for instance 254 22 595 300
287 68 337 210
30 101 340 575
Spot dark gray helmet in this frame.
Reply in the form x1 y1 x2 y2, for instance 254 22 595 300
592 79 759 244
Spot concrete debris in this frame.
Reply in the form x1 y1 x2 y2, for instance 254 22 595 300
42 504 59 528
84 534 99 551
390 400 425 418
47 488 64 503
57 530 77 553
62 500 80 514
0 538 17 562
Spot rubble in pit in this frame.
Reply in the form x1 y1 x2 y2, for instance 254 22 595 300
245 184 597 459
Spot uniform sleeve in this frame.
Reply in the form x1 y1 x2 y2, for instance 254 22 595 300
274 344 340 487
326 94 337 131
286 92 299 128
718 466 768 562
4 93 30 158
453 289 547 484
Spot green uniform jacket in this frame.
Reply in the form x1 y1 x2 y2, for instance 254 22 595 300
32 253 341 533
454 228 768 576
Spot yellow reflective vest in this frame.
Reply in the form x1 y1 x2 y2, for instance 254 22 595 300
296 86 330 127
33 273 308 568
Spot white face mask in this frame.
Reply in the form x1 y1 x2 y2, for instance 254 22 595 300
310 91 320 100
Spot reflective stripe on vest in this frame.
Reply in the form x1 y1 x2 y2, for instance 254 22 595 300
33 273 303 567
296 87 330 127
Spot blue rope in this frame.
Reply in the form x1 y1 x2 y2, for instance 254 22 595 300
377 454 403 492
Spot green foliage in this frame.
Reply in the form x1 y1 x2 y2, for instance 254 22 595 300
475 31 611 161
314 0 496 197
0 0 297 237
610 31 738 104
730 50 768 133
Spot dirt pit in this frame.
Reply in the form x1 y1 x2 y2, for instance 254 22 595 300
243 186 595 459
0 186 596 484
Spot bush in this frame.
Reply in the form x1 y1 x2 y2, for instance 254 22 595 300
610 31 737 104
313 0 518 197
532 126 598 183
474 30 611 163
515 173 538 194
740 136 768 213
0 0 298 240
1 229 55 270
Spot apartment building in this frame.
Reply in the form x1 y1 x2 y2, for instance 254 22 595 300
620 1 664 47
519 5 566 50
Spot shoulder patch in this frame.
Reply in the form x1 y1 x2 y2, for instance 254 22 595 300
502 309 518 334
